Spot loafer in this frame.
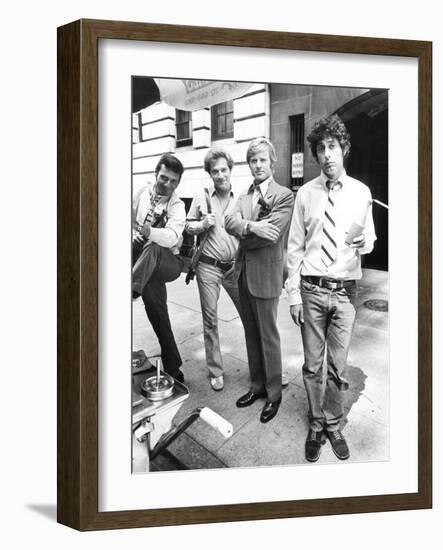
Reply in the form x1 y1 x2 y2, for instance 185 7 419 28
326 429 350 460
236 390 266 408
210 375 224 391
260 396 282 423
305 429 324 462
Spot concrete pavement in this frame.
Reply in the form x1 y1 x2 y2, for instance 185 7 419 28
133 268 389 470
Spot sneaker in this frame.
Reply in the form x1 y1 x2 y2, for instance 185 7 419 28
282 374 289 387
326 429 350 460
210 375 224 391
305 429 324 462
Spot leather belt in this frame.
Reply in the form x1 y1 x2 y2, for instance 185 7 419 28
199 253 234 272
301 275 356 290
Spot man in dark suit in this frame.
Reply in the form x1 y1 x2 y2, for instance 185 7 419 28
225 138 294 423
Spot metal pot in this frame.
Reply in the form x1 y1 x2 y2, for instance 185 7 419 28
141 373 175 401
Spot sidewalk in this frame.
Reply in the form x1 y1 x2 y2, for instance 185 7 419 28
133 268 389 470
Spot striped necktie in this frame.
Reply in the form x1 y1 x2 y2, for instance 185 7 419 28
251 181 262 211
321 180 337 268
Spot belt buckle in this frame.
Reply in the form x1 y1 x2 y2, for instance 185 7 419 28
322 278 340 290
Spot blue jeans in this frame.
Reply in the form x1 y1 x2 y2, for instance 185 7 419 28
196 262 241 378
300 279 358 431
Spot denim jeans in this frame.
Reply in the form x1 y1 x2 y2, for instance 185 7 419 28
300 279 358 431
196 262 241 378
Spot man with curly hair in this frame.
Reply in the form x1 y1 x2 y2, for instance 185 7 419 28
286 115 376 462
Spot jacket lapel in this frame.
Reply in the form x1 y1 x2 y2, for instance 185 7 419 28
265 178 276 202
244 185 254 220
251 178 275 220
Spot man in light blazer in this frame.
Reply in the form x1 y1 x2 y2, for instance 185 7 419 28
225 138 294 423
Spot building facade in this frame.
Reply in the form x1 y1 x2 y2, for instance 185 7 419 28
132 81 388 270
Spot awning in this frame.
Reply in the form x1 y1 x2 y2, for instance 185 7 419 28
132 77 253 112
155 78 252 111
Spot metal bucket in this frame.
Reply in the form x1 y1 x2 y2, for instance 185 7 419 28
141 373 175 401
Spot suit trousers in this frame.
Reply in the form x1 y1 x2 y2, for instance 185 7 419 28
238 268 282 403
300 279 357 432
134 242 184 378
196 262 241 378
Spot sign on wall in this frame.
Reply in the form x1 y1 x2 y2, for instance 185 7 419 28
291 152 304 178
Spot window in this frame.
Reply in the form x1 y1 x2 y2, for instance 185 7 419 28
175 109 192 147
211 101 234 141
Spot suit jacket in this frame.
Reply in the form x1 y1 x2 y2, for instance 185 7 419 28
225 178 294 299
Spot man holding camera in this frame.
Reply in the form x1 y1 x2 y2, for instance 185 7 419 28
132 153 186 382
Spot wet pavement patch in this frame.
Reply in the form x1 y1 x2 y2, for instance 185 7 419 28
342 365 368 426
363 299 388 312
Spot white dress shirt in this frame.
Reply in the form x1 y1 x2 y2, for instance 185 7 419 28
286 170 377 306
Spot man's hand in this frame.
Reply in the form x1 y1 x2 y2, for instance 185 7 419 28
348 234 366 249
223 264 235 279
140 222 151 240
202 213 216 230
290 304 304 326
249 220 280 241
133 233 145 243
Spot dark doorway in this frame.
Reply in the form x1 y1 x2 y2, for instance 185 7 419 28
335 89 388 271
289 114 305 192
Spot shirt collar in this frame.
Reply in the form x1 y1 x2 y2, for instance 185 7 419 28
209 183 234 198
250 176 272 195
319 169 347 190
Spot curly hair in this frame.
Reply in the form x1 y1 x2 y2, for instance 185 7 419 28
203 146 234 174
307 115 351 161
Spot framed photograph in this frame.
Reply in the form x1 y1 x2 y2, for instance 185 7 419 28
57 19 432 530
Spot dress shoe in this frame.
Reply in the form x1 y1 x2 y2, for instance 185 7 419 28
210 375 224 391
325 429 350 460
260 396 282 423
305 429 324 462
236 390 266 408
174 370 185 384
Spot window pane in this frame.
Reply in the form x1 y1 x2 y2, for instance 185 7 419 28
176 109 192 146
211 101 233 140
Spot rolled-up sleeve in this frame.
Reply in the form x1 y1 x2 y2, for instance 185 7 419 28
185 192 206 235
286 191 306 306
150 199 186 248
358 189 377 256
